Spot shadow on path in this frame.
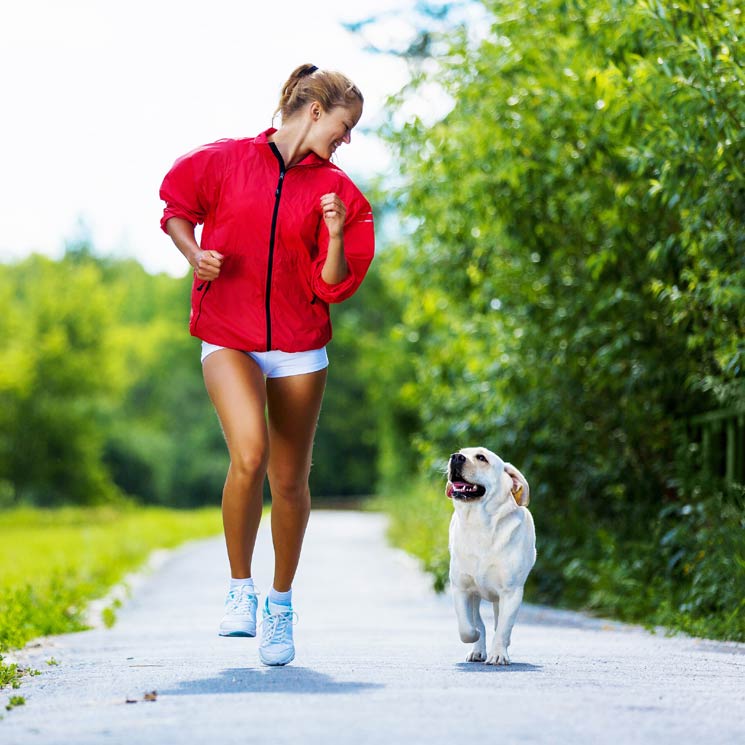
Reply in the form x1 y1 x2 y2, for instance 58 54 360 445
161 667 384 696
454 662 543 673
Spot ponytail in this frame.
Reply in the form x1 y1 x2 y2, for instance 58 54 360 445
274 64 363 121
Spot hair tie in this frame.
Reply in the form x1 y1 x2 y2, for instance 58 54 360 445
305 65 318 75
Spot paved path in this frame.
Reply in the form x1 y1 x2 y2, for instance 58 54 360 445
2 511 744 744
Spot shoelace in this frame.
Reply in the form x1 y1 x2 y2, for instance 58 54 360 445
260 609 298 643
226 587 258 614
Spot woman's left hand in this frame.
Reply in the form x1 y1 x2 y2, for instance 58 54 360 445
320 193 347 238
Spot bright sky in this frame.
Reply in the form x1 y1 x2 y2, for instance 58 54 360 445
0 0 412 275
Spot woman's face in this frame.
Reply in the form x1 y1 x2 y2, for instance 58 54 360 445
308 100 363 160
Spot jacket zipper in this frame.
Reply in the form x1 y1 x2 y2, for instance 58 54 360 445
267 143 287 351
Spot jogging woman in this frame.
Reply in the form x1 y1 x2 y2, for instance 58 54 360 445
159 64 374 666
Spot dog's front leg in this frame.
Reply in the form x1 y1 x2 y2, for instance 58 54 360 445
465 593 487 662
452 587 480 646
487 587 524 665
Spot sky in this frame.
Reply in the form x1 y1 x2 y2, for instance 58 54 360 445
0 0 414 275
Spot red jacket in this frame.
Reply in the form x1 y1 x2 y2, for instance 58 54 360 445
160 128 375 352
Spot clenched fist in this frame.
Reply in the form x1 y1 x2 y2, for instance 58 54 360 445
193 250 224 281
320 193 347 238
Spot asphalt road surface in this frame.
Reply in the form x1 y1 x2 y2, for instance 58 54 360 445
2 510 744 744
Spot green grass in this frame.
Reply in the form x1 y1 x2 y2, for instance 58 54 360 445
0 505 221 689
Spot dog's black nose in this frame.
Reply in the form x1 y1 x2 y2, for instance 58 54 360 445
451 453 466 464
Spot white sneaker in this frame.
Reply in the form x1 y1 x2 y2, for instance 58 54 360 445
259 599 297 666
218 585 258 637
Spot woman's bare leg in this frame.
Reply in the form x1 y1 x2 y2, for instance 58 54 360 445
266 369 327 592
203 350 268 579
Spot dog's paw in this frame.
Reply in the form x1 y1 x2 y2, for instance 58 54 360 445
486 650 511 666
466 648 486 663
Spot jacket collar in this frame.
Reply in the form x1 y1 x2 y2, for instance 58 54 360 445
255 127 326 168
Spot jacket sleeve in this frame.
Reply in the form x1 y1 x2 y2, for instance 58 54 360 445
311 189 375 304
159 140 231 233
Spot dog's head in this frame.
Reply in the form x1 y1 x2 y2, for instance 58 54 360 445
446 447 530 507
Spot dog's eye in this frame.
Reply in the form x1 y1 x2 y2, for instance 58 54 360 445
476 454 488 463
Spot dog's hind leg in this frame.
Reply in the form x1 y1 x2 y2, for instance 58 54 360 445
487 587 524 665
465 594 487 662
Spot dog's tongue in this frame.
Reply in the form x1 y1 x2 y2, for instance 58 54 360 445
446 482 454 498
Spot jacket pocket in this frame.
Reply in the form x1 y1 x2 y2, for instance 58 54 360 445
193 281 212 334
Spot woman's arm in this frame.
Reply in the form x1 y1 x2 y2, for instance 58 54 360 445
319 193 349 285
165 217 223 281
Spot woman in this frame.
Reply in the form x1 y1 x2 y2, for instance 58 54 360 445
159 64 374 666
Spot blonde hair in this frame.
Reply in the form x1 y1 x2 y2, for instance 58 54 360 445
275 64 363 121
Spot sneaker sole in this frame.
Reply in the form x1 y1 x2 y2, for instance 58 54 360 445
259 651 295 666
219 619 257 637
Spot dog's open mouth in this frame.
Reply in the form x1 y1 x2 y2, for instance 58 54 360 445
447 480 486 500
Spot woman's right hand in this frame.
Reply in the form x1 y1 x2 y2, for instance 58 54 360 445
193 249 224 281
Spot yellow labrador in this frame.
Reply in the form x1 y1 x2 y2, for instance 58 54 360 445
447 447 536 665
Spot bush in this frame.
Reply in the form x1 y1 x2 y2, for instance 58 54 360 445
381 476 745 642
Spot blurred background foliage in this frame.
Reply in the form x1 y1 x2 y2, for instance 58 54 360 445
0 0 743 639
0 239 388 507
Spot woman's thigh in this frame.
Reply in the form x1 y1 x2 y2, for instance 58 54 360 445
266 369 327 490
202 349 269 469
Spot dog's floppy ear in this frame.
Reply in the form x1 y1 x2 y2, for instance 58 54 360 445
504 462 530 506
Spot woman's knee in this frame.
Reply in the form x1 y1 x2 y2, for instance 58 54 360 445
229 448 269 483
270 477 311 507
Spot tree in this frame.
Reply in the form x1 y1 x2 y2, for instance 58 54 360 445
376 0 745 513
0 254 123 504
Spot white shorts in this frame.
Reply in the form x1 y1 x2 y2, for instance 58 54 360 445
200 342 328 378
